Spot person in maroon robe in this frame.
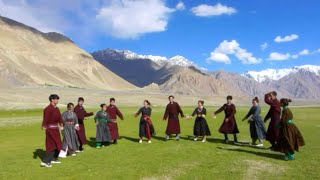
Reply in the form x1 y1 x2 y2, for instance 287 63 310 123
74 97 94 151
106 98 124 144
163 95 185 141
264 91 281 149
213 96 239 143
40 94 64 167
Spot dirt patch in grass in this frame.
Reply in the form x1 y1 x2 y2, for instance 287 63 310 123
141 162 199 180
243 159 286 180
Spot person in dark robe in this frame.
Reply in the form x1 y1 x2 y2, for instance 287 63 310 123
94 104 115 148
274 99 305 160
74 97 93 152
213 95 239 143
106 98 124 144
163 95 185 141
40 94 64 167
264 91 281 150
242 97 266 147
134 100 155 144
59 103 80 158
188 100 211 142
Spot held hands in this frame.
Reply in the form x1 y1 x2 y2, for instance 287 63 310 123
75 124 80 131
111 119 117 123
225 118 229 122
212 113 217 119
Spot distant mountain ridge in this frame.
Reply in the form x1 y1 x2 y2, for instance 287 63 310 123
92 49 320 98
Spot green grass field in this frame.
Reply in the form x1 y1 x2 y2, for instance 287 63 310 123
0 106 319 180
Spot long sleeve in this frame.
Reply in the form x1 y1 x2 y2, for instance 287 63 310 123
227 104 236 119
149 108 152 116
74 114 79 124
203 108 207 115
42 108 50 128
105 113 114 123
176 103 185 117
243 107 254 120
215 105 225 114
116 107 124 120
61 112 67 123
163 105 169 120
94 112 99 122
191 108 197 117
135 108 142 117
83 107 94 117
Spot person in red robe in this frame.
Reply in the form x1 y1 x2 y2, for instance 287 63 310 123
40 94 64 167
74 97 93 151
106 98 124 144
163 95 185 141
264 91 281 150
213 95 239 143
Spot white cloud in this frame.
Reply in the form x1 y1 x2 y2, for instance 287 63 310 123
260 42 268 51
207 40 262 64
268 52 291 61
274 34 299 43
298 49 310 55
176 1 185 11
191 3 236 17
269 48 319 61
0 0 177 39
96 0 175 39
0 0 65 32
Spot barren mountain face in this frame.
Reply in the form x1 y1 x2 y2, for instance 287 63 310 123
0 16 136 90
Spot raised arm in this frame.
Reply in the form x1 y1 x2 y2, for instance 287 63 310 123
264 93 274 105
242 106 254 121
134 108 142 118
83 107 94 117
191 108 197 117
214 105 225 115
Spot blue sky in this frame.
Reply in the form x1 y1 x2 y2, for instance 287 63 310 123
1 0 319 73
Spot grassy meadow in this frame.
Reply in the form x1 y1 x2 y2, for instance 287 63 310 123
0 106 319 180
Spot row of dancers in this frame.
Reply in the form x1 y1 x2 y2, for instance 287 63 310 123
40 92 305 167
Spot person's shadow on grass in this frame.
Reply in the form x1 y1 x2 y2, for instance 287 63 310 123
33 149 45 161
87 137 97 148
217 147 284 160
121 136 139 143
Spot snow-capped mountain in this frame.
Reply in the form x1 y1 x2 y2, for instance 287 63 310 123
242 65 320 83
92 48 197 67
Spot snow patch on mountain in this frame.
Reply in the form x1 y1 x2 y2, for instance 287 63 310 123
242 65 320 82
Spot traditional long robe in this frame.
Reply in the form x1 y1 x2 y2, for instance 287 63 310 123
136 107 155 139
163 102 184 134
74 105 93 145
94 111 113 142
42 104 63 152
274 108 305 153
243 105 266 140
61 111 79 150
264 94 281 145
106 105 124 140
215 103 239 134
192 107 211 136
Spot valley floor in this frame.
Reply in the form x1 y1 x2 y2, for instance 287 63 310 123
0 106 319 179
